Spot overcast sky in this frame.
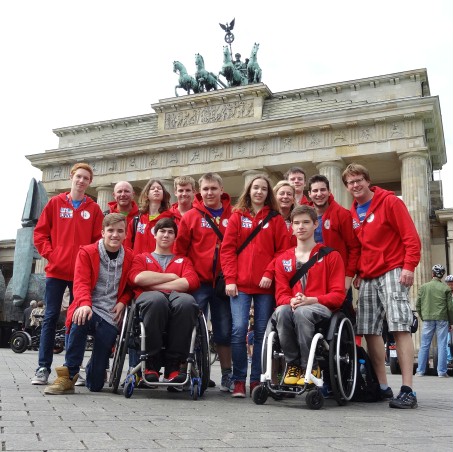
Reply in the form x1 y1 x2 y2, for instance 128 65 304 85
1 0 451 240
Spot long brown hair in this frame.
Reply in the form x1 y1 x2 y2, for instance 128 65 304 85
234 174 279 213
138 179 171 214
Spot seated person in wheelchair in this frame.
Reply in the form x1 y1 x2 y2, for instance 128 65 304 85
273 205 345 385
45 213 134 394
128 217 200 384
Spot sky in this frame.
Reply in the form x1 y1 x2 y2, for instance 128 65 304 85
1 0 452 240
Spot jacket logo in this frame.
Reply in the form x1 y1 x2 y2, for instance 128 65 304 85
259 219 270 229
60 208 73 218
352 219 360 229
145 257 153 264
137 222 146 234
222 219 229 227
366 213 375 223
282 259 292 272
241 217 252 229
324 219 330 230
201 218 212 229
80 210 90 220
175 258 183 263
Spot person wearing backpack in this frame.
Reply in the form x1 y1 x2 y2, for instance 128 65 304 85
273 205 345 388
221 174 289 398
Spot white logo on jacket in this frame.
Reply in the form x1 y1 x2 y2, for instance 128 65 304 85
222 219 228 227
283 259 292 272
60 208 73 218
241 217 252 229
137 222 146 234
80 210 90 220
175 258 183 263
366 213 375 223
324 219 330 230
201 218 212 229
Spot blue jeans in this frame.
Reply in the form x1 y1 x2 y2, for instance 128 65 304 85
230 292 274 383
447 331 452 362
38 277 73 372
65 311 118 392
192 283 231 346
416 320 449 375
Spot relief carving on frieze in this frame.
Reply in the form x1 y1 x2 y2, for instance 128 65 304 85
164 100 254 130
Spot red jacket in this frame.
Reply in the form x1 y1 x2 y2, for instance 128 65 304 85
221 206 290 294
275 244 345 311
308 194 360 278
124 210 176 255
128 252 200 298
350 186 421 279
174 193 233 284
105 200 139 226
65 242 134 331
34 193 103 281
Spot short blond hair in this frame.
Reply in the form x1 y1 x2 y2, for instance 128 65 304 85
174 176 196 191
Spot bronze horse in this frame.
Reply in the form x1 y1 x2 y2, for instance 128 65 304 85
247 43 262 84
219 46 248 87
173 60 200 96
195 54 226 92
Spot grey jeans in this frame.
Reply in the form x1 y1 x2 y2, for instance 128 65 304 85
273 303 332 368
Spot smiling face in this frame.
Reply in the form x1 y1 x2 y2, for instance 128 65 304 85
102 220 127 252
276 184 295 212
113 181 134 209
70 168 91 196
175 183 195 207
308 181 330 209
250 178 268 209
344 173 372 204
287 171 305 195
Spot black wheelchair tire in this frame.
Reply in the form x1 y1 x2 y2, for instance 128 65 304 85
306 389 324 410
10 331 30 353
194 313 210 396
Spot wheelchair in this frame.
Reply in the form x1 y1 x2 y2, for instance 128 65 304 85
252 311 357 410
109 300 210 400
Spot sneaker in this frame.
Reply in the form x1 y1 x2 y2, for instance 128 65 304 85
283 364 302 385
74 374 85 386
415 372 424 377
165 363 187 384
44 367 78 395
438 373 449 378
389 390 418 409
144 369 159 383
320 382 333 399
297 366 321 386
249 381 259 397
31 367 49 385
220 373 234 392
379 387 394 400
232 380 246 398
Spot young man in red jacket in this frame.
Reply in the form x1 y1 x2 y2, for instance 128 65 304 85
342 163 421 409
104 181 139 226
169 176 196 221
274 205 345 385
174 172 234 391
32 162 104 385
284 166 310 205
308 174 360 326
44 213 134 394
129 217 200 383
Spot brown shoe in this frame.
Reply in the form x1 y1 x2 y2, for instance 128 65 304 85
44 366 78 395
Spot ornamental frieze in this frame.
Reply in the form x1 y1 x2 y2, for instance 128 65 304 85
164 100 254 130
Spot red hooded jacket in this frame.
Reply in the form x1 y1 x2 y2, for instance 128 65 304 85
124 210 176 255
105 200 139 226
221 206 290 295
174 193 232 284
275 243 345 311
350 186 421 279
34 193 103 281
309 194 360 278
128 252 200 298
65 242 134 331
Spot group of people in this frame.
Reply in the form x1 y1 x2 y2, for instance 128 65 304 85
29 161 433 410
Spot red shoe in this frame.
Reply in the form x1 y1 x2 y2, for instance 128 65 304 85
250 381 260 397
144 369 159 383
232 380 246 398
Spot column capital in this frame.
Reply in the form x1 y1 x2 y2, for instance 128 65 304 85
242 169 266 178
398 148 429 161
314 159 346 172
96 185 113 193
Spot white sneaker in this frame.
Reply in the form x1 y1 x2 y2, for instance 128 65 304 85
415 372 424 377
31 367 49 385
74 374 86 386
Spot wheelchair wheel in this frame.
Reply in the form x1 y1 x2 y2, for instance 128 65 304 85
110 304 134 394
123 374 135 399
193 313 210 396
306 389 324 410
10 331 30 353
252 385 268 405
328 316 357 406
192 382 199 400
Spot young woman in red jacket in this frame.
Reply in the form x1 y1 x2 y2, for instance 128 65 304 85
124 179 175 254
221 174 289 398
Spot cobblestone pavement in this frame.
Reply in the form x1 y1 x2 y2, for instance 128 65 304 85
0 349 452 451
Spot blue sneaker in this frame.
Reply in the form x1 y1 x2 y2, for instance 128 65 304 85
220 373 234 392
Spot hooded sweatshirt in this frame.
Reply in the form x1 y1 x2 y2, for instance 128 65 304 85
350 186 421 279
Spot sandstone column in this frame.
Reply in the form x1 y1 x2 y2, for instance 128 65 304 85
96 185 113 212
160 179 176 204
399 150 431 298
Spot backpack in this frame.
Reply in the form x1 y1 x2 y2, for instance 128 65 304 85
352 346 382 402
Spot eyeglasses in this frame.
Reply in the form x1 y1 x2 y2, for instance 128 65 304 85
346 177 365 187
